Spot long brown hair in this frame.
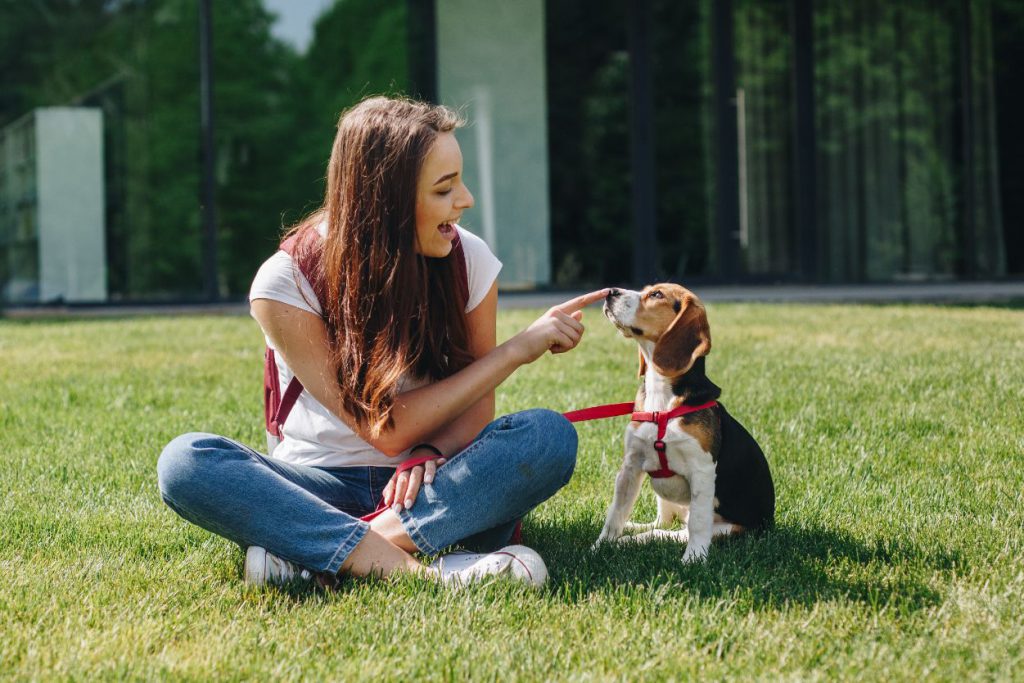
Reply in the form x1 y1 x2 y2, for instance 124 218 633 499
285 96 473 438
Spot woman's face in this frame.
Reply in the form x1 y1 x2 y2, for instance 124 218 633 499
415 131 475 258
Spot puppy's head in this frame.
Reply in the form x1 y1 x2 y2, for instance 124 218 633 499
603 284 711 377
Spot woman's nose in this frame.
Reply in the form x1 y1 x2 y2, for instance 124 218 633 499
457 185 475 210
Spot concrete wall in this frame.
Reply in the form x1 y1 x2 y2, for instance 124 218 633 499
436 0 550 288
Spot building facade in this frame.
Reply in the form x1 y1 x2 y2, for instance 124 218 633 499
0 0 1018 303
431 0 1018 288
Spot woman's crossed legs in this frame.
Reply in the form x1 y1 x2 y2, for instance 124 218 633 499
156 409 577 581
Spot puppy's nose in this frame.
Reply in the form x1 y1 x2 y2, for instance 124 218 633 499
606 288 621 300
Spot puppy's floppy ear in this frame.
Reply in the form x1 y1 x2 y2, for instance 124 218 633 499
651 295 711 376
638 348 647 377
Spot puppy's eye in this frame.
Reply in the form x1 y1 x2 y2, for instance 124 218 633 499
648 290 663 299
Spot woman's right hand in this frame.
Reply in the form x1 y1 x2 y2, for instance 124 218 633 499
509 289 609 364
382 454 447 512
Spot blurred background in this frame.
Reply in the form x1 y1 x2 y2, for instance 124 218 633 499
0 0 1020 304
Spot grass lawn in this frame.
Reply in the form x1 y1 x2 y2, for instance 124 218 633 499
1 301 1022 680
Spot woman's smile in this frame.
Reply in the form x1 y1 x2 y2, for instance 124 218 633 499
437 220 458 240
415 132 475 257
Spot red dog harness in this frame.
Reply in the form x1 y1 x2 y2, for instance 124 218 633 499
564 400 719 478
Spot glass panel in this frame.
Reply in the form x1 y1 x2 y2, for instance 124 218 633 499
813 0 1006 282
0 1 201 300
652 0 716 280
966 0 1008 277
547 0 716 286
437 0 550 288
546 1 631 287
993 0 1024 275
0 115 41 301
734 0 797 277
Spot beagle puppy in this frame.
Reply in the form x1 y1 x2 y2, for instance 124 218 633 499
595 284 774 563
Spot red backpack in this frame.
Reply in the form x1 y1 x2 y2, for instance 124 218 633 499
262 226 470 455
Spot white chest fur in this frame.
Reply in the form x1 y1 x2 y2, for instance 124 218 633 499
626 350 716 505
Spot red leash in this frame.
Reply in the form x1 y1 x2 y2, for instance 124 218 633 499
562 402 636 423
360 399 717 526
563 400 719 478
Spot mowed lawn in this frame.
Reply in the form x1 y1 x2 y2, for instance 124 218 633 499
1 301 1022 680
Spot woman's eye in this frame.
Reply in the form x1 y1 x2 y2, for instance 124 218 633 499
437 187 453 196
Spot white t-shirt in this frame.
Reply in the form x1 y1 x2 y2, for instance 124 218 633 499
249 226 502 468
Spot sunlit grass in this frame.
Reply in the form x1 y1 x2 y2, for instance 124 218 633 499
1 302 1022 680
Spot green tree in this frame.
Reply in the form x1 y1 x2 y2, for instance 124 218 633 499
282 0 411 231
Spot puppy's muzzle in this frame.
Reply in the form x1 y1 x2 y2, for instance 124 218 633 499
602 288 622 318
603 288 637 334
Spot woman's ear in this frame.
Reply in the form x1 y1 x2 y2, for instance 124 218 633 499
651 296 711 376
638 348 647 377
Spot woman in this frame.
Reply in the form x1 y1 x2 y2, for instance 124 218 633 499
157 96 606 588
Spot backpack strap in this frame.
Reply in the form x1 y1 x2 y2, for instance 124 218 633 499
279 226 328 310
264 347 304 439
264 225 323 441
263 226 470 443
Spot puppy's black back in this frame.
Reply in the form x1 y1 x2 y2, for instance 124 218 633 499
712 403 775 530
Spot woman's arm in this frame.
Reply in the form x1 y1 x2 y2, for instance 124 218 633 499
381 283 496 511
413 280 498 456
251 287 606 456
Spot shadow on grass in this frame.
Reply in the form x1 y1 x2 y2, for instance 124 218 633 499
851 297 1024 311
530 517 963 612
227 517 963 612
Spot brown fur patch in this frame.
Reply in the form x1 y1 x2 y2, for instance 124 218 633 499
670 395 719 457
630 285 712 377
630 285 686 345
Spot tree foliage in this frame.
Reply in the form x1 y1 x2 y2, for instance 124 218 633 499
0 0 409 299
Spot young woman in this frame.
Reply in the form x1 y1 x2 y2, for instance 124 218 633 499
157 96 606 588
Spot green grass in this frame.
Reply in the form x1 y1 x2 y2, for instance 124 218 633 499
1 302 1022 680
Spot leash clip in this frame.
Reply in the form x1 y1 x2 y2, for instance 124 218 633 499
653 439 667 453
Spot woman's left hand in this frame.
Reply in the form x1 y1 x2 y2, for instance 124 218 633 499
383 456 447 512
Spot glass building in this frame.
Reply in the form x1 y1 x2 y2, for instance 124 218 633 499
542 0 1018 286
0 0 1019 302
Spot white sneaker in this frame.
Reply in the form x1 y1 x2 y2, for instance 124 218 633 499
244 546 313 586
429 544 548 588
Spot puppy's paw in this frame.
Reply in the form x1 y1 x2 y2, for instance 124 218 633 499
680 544 709 564
627 528 688 545
592 531 620 550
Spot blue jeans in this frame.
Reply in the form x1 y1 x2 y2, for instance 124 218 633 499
156 409 577 576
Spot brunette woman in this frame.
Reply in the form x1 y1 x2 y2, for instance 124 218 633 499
157 96 606 587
